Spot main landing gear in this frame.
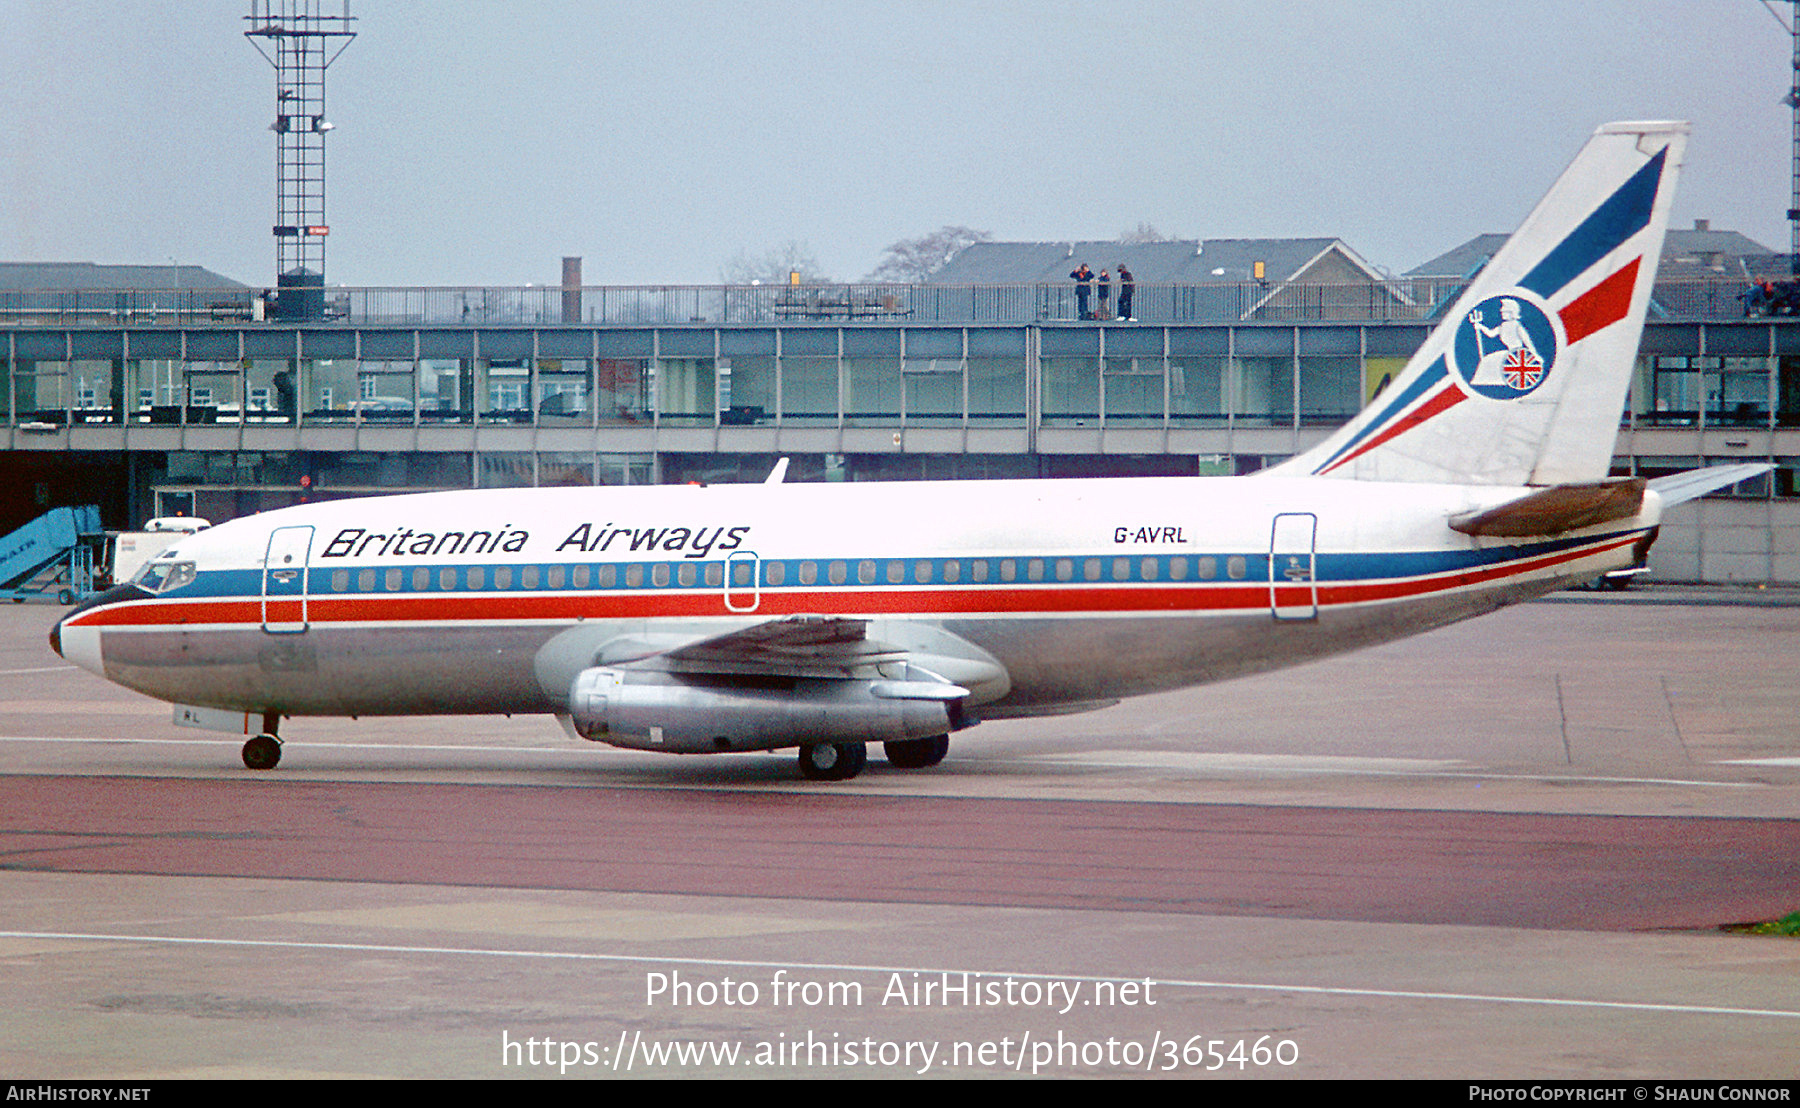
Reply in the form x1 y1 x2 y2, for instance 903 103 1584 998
241 711 283 770
796 734 952 780
798 740 866 781
883 735 949 769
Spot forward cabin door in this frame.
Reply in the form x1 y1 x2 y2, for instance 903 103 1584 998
261 525 314 633
1269 513 1318 621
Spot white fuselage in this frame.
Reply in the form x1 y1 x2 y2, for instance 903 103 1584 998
54 474 1658 725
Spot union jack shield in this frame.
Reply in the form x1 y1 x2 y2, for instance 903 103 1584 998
1501 348 1544 389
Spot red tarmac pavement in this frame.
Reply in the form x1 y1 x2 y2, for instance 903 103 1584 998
3 773 1793 931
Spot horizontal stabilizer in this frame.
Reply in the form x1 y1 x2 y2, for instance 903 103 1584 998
1449 478 1645 537
1647 464 1774 508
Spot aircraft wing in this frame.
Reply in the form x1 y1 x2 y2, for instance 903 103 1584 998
582 614 1011 702
662 616 904 679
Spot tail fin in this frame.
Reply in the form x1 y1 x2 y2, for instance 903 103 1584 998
1271 121 1687 486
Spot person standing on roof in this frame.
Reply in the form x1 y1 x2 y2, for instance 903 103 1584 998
1071 263 1093 319
1116 264 1135 322
1098 269 1112 320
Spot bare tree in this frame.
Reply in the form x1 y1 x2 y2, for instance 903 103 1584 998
1118 222 1178 244
866 225 992 282
720 241 832 285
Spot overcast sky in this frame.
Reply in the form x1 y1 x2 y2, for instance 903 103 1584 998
1 0 1792 287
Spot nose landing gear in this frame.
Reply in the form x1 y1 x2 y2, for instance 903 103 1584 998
241 733 282 770
240 711 284 770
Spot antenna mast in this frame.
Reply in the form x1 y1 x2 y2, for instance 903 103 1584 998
245 1 356 318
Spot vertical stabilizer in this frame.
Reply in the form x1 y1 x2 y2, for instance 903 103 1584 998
1270 121 1687 486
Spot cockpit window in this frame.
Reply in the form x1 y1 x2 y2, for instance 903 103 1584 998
134 559 197 593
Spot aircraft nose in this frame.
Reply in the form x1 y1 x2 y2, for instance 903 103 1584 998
50 584 150 676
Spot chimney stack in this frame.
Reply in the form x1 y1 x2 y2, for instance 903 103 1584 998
562 256 582 324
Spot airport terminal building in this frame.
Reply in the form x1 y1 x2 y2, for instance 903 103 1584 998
3 254 1798 585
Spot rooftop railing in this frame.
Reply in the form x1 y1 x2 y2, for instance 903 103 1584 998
0 276 1786 329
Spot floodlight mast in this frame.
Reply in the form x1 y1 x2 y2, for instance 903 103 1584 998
245 1 356 319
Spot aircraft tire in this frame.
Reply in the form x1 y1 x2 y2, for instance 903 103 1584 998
884 735 949 769
798 741 866 781
242 734 282 771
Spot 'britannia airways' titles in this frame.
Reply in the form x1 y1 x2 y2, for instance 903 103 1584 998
319 521 753 560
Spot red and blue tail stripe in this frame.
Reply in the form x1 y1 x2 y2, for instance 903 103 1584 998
1308 143 1668 477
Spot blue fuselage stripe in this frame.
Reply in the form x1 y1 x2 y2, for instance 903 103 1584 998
166 529 1643 605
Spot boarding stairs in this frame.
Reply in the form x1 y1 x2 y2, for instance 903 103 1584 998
0 506 102 604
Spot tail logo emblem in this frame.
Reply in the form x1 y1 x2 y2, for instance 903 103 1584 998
1453 292 1561 399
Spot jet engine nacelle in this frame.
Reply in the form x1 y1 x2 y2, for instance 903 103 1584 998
568 667 967 754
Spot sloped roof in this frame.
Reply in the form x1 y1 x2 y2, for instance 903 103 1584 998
1410 227 1778 279
0 262 246 291
1406 234 1508 279
928 238 1379 285
1664 228 1776 261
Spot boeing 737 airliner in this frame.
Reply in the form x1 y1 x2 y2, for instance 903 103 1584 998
52 121 1760 780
